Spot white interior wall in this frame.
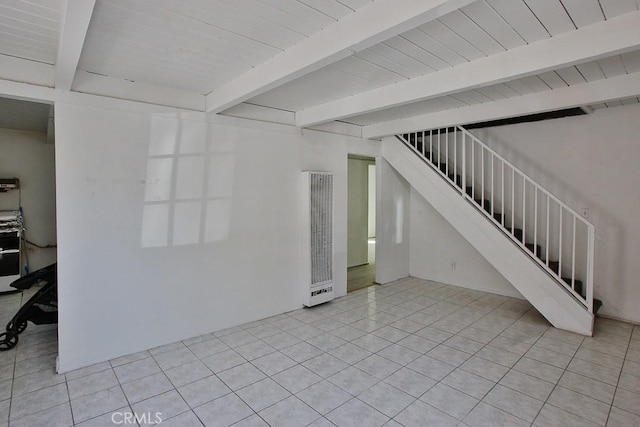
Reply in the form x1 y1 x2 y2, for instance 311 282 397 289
347 157 370 267
375 158 410 284
409 187 522 298
55 101 380 372
0 128 56 271
472 103 640 323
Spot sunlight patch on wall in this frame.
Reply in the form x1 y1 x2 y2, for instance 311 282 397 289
141 116 235 248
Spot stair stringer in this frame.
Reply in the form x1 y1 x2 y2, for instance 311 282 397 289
382 137 594 336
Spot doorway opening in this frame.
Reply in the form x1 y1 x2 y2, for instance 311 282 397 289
347 155 376 292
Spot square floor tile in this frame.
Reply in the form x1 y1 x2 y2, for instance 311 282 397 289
164 360 213 388
280 342 323 363
217 363 266 391
296 380 352 415
326 398 389 427
188 338 229 359
329 343 372 364
607 406 640 427
177 375 231 408
194 393 253 427
397 335 438 354
482 384 543 423
70 386 127 424
533 403 599 427
10 402 72 427
272 365 322 394
513 357 563 384
558 370 615 404
384 367 436 398
354 354 401 380
359 382 415 418
421 383 479 420
113 357 161 384
377 344 421 366
525 345 572 369
121 372 174 403
613 387 640 417
74 406 133 427
153 347 197 371
259 396 320 427
407 355 455 381
441 368 495 400
10 383 68 421
261 332 302 350
68 369 118 400
547 386 610 426
234 340 276 361
250 351 297 377
327 366 378 396
395 399 458 427
463 402 529 427
427 344 472 367
462 355 510 382
131 390 189 426
236 378 290 412
352 334 392 353
201 350 246 374
567 357 621 386
498 370 554 401
303 353 349 378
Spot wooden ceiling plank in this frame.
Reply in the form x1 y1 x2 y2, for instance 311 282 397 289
485 0 549 43
560 0 604 28
555 66 587 85
538 71 568 89
401 28 467 66
461 1 526 49
417 19 485 61
258 0 335 28
363 72 640 138
598 55 628 78
599 0 638 19
621 50 640 74
383 36 444 71
438 10 505 56
296 11 640 126
205 0 477 113
522 0 575 35
297 0 354 20
576 61 606 82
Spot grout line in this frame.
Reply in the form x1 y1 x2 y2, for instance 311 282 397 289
604 327 634 426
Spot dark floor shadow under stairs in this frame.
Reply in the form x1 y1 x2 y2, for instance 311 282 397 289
385 127 600 335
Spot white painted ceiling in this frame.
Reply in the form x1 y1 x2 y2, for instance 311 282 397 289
1 0 640 135
0 97 51 132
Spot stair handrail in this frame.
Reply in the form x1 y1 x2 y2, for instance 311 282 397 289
398 126 595 313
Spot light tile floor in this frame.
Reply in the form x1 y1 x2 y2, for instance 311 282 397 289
0 277 639 426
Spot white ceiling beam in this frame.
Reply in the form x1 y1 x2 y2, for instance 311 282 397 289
72 71 205 111
55 0 96 91
298 10 640 127
204 0 478 113
0 54 55 87
362 72 640 138
0 79 56 104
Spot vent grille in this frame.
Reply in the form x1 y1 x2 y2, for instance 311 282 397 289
310 173 333 285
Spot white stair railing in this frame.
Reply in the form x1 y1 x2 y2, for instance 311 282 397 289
398 126 595 313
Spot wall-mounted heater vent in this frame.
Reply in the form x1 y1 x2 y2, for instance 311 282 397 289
302 171 334 307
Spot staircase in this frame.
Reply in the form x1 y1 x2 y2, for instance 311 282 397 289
385 126 600 336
